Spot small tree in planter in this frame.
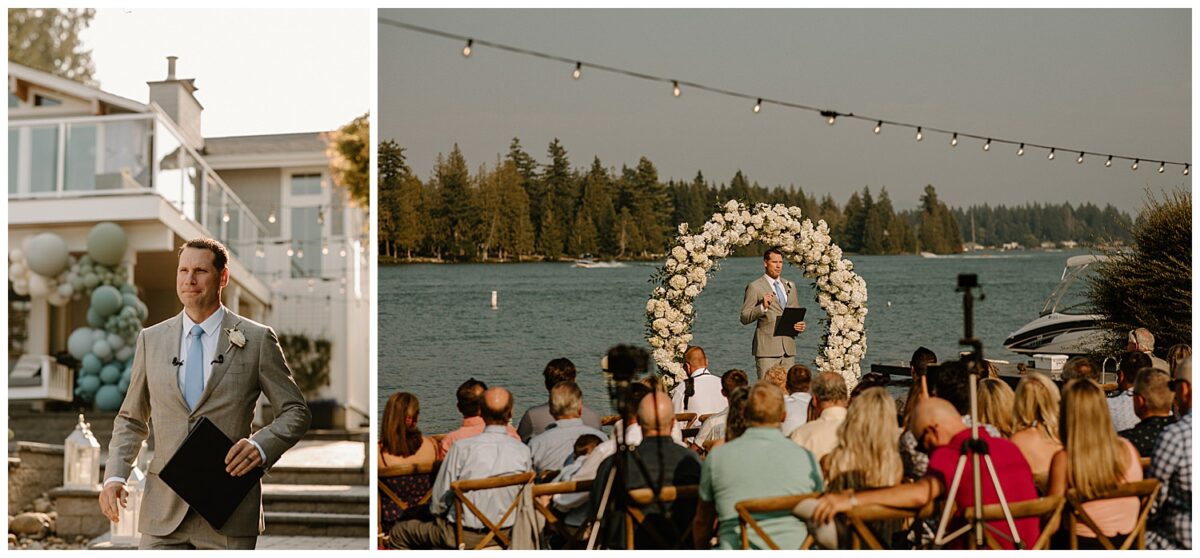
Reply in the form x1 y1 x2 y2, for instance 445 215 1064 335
279 334 337 429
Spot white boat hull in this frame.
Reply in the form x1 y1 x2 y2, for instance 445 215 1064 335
1003 312 1106 356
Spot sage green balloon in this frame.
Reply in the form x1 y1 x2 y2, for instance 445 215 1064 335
92 339 113 361
87 222 127 266
90 285 122 317
25 233 70 277
68 328 94 360
99 364 121 384
83 273 100 289
94 385 124 411
77 375 101 398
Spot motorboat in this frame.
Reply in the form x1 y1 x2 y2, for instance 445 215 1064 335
1003 254 1107 356
573 256 627 269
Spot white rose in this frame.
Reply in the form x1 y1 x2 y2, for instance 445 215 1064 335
666 308 682 323
751 215 764 228
670 322 685 334
667 289 681 299
672 246 688 261
678 222 689 235
684 240 695 253
684 285 700 297
669 274 688 290
649 336 663 348
652 318 668 331
724 200 740 212
681 303 694 315
646 300 657 313
654 307 665 318
652 348 672 363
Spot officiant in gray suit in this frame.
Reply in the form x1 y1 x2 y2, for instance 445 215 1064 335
740 248 807 379
99 238 311 549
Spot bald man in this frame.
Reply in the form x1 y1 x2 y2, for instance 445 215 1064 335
811 398 1040 550
588 391 702 549
671 346 726 419
389 387 532 549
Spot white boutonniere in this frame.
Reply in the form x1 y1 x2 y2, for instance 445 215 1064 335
225 328 246 350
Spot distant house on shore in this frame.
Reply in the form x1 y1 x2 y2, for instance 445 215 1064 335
1000 242 1022 251
8 59 368 428
1040 241 1057 250
1060 240 1078 249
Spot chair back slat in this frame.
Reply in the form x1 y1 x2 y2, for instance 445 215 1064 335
962 495 1065 550
1066 478 1160 550
623 484 699 549
377 460 442 547
733 492 820 550
450 471 537 550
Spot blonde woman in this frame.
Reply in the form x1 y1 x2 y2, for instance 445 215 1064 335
1167 343 1191 377
977 377 1016 438
1048 380 1143 549
1010 373 1062 475
795 387 903 548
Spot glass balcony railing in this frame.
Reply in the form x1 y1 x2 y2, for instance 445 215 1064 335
8 111 268 278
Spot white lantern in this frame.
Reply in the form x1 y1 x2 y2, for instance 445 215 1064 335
111 440 147 545
63 414 101 489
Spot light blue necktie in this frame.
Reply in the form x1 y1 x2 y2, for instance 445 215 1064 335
184 325 205 410
773 280 787 308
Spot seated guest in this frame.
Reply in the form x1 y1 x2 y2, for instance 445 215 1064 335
1048 379 1143 549
379 392 438 532
388 388 532 549
517 358 602 442
794 387 903 549
671 346 726 420
1175 360 1192 415
695 369 750 450
694 382 823 549
780 364 812 436
1146 362 1191 550
1062 355 1101 384
763 365 788 391
1128 327 1170 370
976 377 1016 437
1010 372 1063 475
1119 368 1177 457
1110 352 1152 432
587 390 703 549
812 397 1041 549
706 385 751 453
439 378 519 458
1167 343 1191 379
850 372 889 401
790 372 849 462
528 381 607 473
899 347 938 480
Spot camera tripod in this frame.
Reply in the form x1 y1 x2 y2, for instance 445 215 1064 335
932 274 1024 549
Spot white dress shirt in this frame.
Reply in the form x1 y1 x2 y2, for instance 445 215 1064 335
763 273 788 306
670 367 726 418
178 306 225 390
781 392 812 436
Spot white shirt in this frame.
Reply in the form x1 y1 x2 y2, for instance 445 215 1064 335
178 306 225 391
670 367 726 418
763 273 787 306
781 392 812 436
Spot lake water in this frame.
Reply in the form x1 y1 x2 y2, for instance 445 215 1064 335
379 250 1093 433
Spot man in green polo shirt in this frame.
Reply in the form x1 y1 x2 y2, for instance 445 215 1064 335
693 381 824 549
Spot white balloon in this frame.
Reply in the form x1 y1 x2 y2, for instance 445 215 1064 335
10 262 27 277
47 292 66 306
107 333 125 350
57 283 74 297
12 279 29 295
27 274 50 298
9 248 24 264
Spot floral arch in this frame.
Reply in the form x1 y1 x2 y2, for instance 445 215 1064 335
646 201 868 389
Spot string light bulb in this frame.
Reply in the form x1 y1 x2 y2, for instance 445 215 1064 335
1158 162 1165 173
672 80 680 97
339 248 347 257
1105 156 1113 168
753 98 762 113
1131 159 1139 171
1017 143 1025 157
297 248 305 259
462 39 473 57
255 245 265 258
1184 164 1190 176
1047 148 1056 160
983 138 991 151
950 133 958 147
873 121 882 134
222 210 230 223
572 62 581 80
915 127 923 142
827 114 836 125
322 242 329 255
268 209 276 224
286 245 295 257
1076 152 1084 164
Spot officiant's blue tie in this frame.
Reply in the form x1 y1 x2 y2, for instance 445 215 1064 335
184 325 204 410
773 280 786 308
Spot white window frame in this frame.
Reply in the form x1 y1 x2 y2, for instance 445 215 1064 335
281 167 331 278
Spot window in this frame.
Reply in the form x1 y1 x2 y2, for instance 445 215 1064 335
8 92 19 108
8 129 18 194
29 126 58 193
290 207 321 278
33 94 61 107
290 173 322 196
64 124 97 191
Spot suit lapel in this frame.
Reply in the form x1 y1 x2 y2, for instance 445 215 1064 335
192 310 243 413
163 314 189 410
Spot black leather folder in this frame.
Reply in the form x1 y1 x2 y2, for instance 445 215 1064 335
773 307 807 337
159 416 263 529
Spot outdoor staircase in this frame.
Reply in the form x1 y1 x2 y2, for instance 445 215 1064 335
260 439 369 538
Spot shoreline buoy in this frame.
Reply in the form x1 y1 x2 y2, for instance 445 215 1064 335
491 291 498 309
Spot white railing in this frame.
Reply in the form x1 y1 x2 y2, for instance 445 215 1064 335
8 109 269 277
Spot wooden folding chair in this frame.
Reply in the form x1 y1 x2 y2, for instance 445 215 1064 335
377 461 440 547
450 471 537 550
962 495 1065 550
601 414 621 427
1138 456 1151 470
530 478 595 549
674 412 698 427
734 493 820 549
1066 478 1160 550
624 484 699 549
843 500 939 550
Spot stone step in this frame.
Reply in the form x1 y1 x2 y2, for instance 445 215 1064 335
261 484 367 515
89 531 371 550
263 512 370 538
268 440 367 486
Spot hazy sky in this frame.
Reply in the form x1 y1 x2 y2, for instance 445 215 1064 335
380 9 1190 213
81 8 370 137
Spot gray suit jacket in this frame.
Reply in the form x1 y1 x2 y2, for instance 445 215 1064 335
740 276 801 358
106 308 311 537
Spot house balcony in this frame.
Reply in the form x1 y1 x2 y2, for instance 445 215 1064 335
8 108 272 290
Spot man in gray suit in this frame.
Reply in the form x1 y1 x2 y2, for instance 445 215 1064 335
740 248 806 379
99 238 311 549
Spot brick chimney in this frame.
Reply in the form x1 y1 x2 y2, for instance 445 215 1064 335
147 56 204 150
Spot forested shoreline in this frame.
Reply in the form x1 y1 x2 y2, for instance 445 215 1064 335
379 138 1134 262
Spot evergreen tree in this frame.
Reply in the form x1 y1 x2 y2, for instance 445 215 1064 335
578 157 617 256
542 138 577 256
430 145 476 258
538 204 566 259
842 191 866 252
8 8 96 83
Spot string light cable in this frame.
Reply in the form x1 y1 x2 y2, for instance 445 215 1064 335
380 17 1190 175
